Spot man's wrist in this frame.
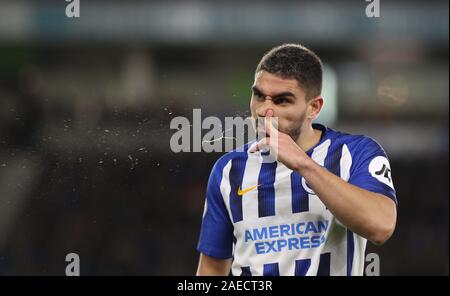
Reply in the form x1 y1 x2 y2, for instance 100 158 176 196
294 154 317 175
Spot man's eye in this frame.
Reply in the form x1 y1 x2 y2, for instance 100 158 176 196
275 98 289 104
254 92 264 99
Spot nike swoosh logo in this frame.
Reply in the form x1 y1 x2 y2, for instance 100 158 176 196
237 184 260 196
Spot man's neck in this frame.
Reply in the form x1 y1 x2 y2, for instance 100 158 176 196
296 124 323 152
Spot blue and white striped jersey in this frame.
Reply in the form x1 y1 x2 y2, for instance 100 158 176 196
197 124 397 276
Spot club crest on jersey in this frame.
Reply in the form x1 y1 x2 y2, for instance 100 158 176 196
301 177 316 195
369 156 394 189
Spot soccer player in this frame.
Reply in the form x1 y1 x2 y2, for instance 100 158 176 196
196 44 397 276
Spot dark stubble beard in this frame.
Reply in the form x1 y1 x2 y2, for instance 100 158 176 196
254 111 307 143
280 111 307 143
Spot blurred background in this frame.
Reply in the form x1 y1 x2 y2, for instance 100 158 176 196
0 0 448 275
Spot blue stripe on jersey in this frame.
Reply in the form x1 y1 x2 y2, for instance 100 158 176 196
291 171 309 213
240 267 252 276
229 156 247 223
258 162 278 217
324 139 343 177
294 258 311 276
347 230 354 276
263 263 280 276
317 253 331 276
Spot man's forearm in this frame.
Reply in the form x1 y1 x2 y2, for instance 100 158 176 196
196 254 232 276
297 157 397 245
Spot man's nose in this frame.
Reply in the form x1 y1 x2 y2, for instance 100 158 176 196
256 96 274 117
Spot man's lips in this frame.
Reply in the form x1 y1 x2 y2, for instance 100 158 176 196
255 117 278 128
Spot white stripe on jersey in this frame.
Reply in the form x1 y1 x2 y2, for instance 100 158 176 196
308 139 331 214
352 235 368 276
340 144 352 182
241 152 263 220
330 144 354 276
220 160 233 223
274 163 293 218
298 139 332 275
312 139 331 166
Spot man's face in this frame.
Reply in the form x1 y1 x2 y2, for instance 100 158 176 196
250 70 310 142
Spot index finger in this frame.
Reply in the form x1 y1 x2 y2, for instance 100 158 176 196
264 109 278 137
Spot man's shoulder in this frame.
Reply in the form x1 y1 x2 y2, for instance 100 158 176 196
325 126 386 157
325 126 379 147
210 141 254 174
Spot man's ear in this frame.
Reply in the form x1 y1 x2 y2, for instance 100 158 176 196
308 96 324 120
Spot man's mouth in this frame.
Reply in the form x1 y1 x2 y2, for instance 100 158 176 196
255 117 279 133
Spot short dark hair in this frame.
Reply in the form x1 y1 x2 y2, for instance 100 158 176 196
256 43 323 100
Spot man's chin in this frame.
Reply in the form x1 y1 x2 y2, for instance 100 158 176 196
254 128 299 141
284 129 301 142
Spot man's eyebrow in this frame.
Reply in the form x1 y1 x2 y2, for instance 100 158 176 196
252 86 262 94
273 92 295 99
252 86 296 98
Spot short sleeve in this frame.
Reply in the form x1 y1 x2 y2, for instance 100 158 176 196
348 137 397 204
196 160 234 259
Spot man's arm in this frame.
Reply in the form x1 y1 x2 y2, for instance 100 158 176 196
196 156 235 275
196 253 232 276
249 115 397 245
298 159 396 245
